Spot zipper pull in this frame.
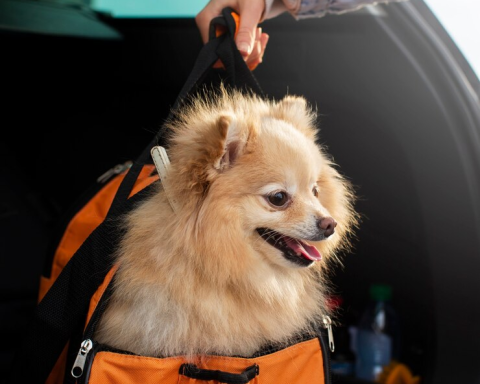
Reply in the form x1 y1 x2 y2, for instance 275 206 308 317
71 339 94 378
322 315 335 353
96 160 133 183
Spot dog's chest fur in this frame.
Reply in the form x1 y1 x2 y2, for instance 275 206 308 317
95 192 325 358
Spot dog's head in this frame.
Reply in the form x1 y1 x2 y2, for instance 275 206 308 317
165 88 357 273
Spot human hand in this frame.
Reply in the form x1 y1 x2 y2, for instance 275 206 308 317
195 0 269 70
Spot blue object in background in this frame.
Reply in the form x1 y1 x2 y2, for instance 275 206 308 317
91 0 206 17
355 284 401 381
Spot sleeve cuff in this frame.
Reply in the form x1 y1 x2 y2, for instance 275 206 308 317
264 0 409 21
263 0 300 21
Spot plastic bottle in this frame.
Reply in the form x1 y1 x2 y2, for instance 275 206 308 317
355 284 401 382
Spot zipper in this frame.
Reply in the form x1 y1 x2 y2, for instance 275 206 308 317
42 160 133 278
70 275 116 382
70 306 137 383
96 161 133 183
71 307 104 381
73 340 139 383
322 315 335 353
320 316 334 384
71 339 94 378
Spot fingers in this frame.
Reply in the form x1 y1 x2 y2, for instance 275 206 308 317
235 0 265 58
195 0 229 43
247 28 263 65
245 28 269 70
195 0 269 70
195 11 212 44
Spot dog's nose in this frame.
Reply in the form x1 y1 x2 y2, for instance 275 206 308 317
318 217 337 238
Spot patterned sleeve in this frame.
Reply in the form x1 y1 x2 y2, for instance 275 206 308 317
263 0 409 20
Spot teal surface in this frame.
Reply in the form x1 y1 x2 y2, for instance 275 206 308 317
0 0 122 39
92 0 207 18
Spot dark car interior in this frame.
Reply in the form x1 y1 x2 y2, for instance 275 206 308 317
2 1 480 383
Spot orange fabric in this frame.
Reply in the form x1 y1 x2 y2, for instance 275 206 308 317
85 266 118 328
39 165 157 384
230 11 240 39
88 338 324 384
38 165 157 302
215 11 239 39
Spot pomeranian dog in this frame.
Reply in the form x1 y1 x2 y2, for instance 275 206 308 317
95 86 358 359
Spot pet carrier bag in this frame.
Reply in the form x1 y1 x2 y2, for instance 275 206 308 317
8 8 334 384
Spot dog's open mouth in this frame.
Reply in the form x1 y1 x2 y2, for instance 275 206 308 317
256 228 321 267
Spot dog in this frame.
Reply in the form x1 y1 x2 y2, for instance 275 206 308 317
95 86 358 360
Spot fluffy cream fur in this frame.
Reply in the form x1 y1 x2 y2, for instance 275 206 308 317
95 87 358 359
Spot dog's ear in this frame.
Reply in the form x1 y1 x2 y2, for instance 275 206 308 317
212 115 245 171
169 113 249 199
274 96 317 139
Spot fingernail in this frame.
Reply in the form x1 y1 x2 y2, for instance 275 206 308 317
238 43 250 56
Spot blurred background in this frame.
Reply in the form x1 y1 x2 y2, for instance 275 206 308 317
1 0 479 383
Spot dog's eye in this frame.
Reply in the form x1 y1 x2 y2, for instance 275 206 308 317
312 186 319 198
267 192 289 207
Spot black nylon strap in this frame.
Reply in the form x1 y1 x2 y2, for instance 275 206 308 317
107 35 224 212
108 7 263 214
215 8 263 95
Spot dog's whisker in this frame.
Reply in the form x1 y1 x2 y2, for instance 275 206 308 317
252 229 280 248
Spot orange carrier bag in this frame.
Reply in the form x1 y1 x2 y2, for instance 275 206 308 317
8 8 333 384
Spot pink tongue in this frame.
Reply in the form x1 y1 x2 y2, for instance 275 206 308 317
284 237 322 261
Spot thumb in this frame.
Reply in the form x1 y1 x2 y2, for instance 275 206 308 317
235 2 264 58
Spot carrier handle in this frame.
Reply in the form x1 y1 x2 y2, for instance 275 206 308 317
209 9 258 71
179 363 259 384
107 7 263 217
209 9 240 41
